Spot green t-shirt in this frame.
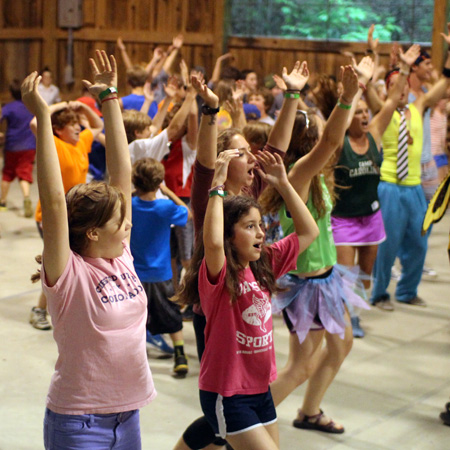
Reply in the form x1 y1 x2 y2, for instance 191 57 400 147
279 175 336 275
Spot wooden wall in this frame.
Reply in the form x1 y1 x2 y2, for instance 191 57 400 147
0 0 226 102
0 0 447 104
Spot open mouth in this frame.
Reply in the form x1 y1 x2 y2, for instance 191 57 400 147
253 243 262 249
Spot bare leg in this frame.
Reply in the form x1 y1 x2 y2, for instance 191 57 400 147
336 245 356 267
299 310 353 424
19 179 31 198
356 245 379 289
0 180 11 203
172 437 224 450
169 330 184 343
226 423 279 450
270 330 324 407
37 291 47 309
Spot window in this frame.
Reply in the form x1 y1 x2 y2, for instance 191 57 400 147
230 0 436 43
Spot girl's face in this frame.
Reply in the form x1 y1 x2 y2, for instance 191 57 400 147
94 201 131 259
248 94 266 115
349 100 370 135
231 207 265 267
226 134 257 191
245 72 258 91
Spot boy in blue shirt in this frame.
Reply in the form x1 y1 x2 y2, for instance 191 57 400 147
131 157 190 376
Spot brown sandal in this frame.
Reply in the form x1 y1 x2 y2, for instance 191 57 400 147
293 409 345 434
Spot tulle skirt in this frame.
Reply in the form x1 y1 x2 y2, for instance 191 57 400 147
273 265 370 343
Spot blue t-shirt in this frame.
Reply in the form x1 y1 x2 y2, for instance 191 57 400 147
130 197 188 282
121 94 158 119
1 100 36 151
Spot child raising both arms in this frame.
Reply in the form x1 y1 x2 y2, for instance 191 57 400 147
174 150 319 450
22 51 155 449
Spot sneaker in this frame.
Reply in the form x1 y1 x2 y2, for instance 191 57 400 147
391 266 401 281
402 296 427 307
375 299 394 312
29 307 52 330
146 331 174 355
0 201 7 211
24 197 33 218
173 347 188 376
351 316 365 338
422 266 437 280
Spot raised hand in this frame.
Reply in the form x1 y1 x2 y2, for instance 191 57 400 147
354 56 375 83
213 149 240 185
255 151 288 189
441 22 450 46
191 74 219 107
273 74 287 91
83 50 117 98
399 44 421 68
164 76 178 98
282 61 309 91
143 81 154 102
172 34 184 49
153 46 165 61
367 24 379 53
340 65 359 103
21 72 49 116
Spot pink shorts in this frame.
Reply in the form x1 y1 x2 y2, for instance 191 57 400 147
2 149 36 183
331 209 386 246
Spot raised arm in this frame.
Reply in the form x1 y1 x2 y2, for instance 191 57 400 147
144 46 165 81
210 52 234 88
162 34 183 76
417 24 450 113
149 78 176 134
256 151 319 253
186 94 199 150
166 85 197 141
289 65 359 201
369 44 420 145
68 100 104 138
116 37 133 71
345 56 375 129
203 150 239 277
21 73 70 286
84 51 132 224
29 101 68 135
267 61 310 152
191 74 219 168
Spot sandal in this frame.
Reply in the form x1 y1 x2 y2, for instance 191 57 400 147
293 409 345 434
439 402 450 426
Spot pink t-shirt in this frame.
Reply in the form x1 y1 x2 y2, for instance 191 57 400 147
42 242 156 415
198 233 299 397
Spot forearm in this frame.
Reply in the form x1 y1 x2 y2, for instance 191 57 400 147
197 112 218 168
186 110 199 149
151 96 172 133
119 47 133 71
167 93 196 140
203 194 224 253
277 181 319 247
80 104 103 131
163 48 179 75
365 82 383 115
267 97 298 152
102 96 132 210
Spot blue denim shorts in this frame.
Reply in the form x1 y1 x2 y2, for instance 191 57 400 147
200 389 277 439
43 408 141 449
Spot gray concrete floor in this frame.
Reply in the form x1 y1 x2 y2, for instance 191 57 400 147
1 177 450 450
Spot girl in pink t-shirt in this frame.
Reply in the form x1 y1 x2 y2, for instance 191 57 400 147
22 51 155 450
175 150 318 450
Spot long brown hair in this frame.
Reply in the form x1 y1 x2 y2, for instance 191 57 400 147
260 110 328 218
173 196 279 306
31 182 126 283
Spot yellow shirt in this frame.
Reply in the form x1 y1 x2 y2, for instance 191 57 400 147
380 103 423 186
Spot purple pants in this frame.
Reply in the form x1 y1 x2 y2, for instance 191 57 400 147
44 408 141 449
